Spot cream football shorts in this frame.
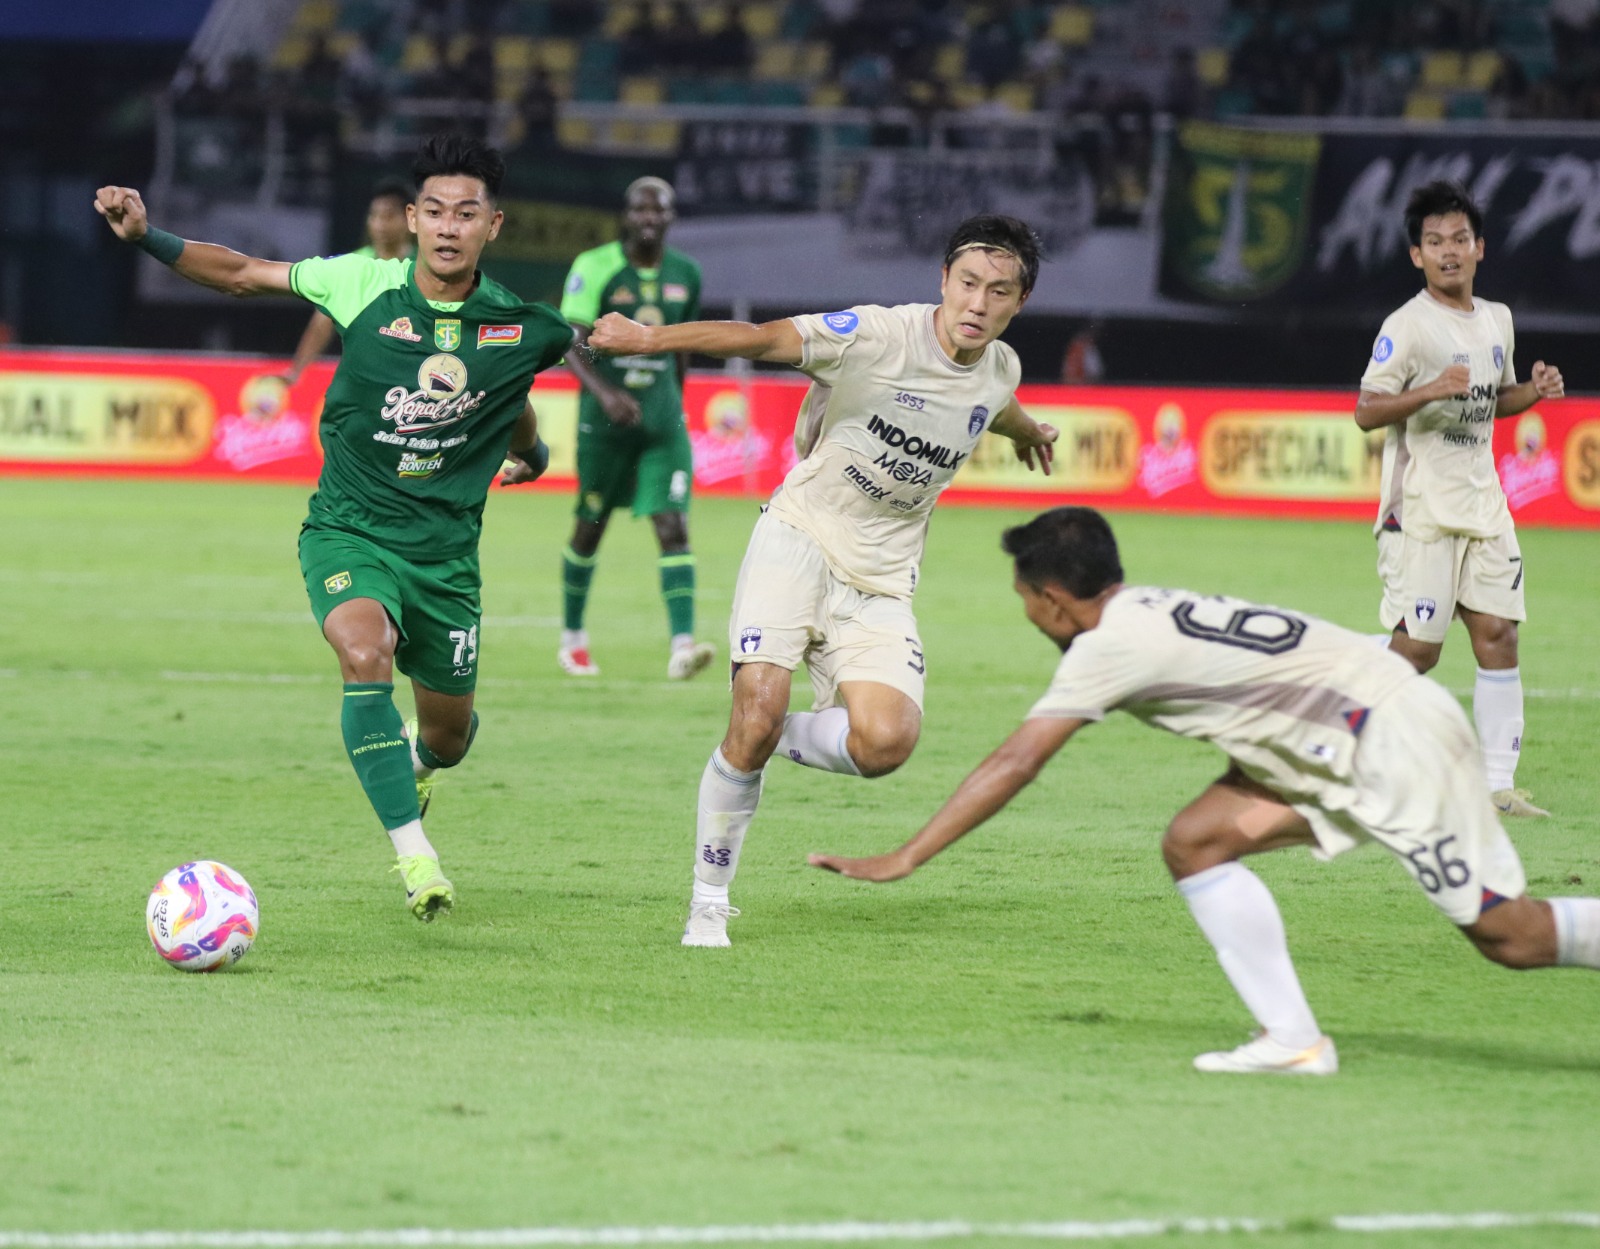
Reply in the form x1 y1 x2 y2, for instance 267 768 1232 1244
727 512 926 711
1377 527 1526 644
1289 676 1526 925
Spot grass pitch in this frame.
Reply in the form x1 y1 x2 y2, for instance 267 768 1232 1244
1 478 1597 1248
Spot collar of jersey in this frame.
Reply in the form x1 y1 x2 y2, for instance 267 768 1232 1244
407 258 475 314
924 305 984 374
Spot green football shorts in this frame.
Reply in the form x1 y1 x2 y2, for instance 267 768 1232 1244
298 525 483 694
574 420 694 524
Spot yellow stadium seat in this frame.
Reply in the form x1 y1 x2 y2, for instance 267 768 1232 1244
950 82 986 107
755 41 797 79
602 5 635 37
742 2 780 39
1466 49 1502 89
933 43 966 81
1404 89 1447 120
496 37 537 73
558 117 596 148
809 81 845 106
536 37 580 73
1196 47 1229 87
272 35 310 70
327 31 359 57
293 0 337 32
401 35 438 74
1049 6 1094 46
620 75 665 104
995 82 1036 112
1421 51 1463 89
797 42 830 76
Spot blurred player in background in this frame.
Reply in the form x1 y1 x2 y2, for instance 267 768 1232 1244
1355 179 1565 818
281 178 414 387
811 507 1600 1074
96 134 574 922
506 177 714 681
590 214 1059 947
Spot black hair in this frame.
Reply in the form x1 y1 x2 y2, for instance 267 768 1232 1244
1404 179 1482 246
943 214 1042 295
412 133 505 201
1001 507 1124 599
369 176 412 209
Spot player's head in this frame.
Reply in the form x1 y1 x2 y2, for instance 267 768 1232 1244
622 176 675 250
1405 180 1483 299
408 134 506 282
937 215 1040 359
1002 507 1124 650
365 177 412 256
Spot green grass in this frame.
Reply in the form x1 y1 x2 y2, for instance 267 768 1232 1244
1 479 1597 1248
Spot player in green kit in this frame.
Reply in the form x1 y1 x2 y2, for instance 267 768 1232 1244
510 177 714 680
95 135 576 921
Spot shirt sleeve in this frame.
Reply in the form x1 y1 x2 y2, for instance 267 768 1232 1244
530 304 580 374
287 254 406 329
1358 310 1415 397
1026 626 1153 722
790 304 882 385
558 251 609 327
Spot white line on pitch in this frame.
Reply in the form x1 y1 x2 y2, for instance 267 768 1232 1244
3 1214 1599 1248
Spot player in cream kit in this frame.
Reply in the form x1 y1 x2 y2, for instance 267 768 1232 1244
811 508 1600 1075
1355 180 1564 818
589 215 1059 946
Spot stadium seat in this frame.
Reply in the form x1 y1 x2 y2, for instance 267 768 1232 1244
496 36 537 73
400 34 438 74
1403 89 1448 120
797 42 830 77
557 117 595 147
1196 47 1230 86
1421 51 1464 89
996 82 1037 112
620 75 665 104
742 3 780 40
535 38 580 73
809 82 845 107
1049 6 1094 47
933 43 967 81
294 0 338 32
755 42 798 80
1465 49 1502 89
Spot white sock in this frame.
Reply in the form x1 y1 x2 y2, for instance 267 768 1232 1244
1474 667 1524 791
693 747 762 904
774 707 861 775
408 733 436 780
1550 897 1600 969
387 818 436 859
1177 862 1322 1048
671 632 694 653
561 628 588 650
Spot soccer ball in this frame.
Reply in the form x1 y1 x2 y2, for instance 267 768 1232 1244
146 861 259 972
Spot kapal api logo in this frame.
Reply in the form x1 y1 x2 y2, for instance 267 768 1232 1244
380 353 484 434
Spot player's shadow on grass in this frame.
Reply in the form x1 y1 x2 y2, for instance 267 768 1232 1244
1343 1030 1600 1074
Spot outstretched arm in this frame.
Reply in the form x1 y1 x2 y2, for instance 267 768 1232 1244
588 312 804 364
564 323 643 427
95 185 292 298
809 716 1084 881
1496 361 1564 418
989 396 1058 475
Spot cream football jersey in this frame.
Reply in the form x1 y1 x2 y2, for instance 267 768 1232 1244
1028 587 1418 802
1361 291 1517 541
768 304 1021 598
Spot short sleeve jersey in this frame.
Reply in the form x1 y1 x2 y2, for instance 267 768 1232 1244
1360 291 1517 541
289 255 575 561
1028 587 1420 800
560 241 701 431
767 304 1021 599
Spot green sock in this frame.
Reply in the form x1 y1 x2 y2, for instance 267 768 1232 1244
562 545 597 632
659 552 696 638
341 682 419 830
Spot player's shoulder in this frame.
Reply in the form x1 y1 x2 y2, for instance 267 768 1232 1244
663 245 701 277
473 277 572 332
1475 296 1515 330
564 240 626 283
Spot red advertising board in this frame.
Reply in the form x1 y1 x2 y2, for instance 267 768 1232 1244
2 348 1596 527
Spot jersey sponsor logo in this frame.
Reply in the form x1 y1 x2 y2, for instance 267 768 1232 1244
873 451 934 487
1452 352 1470 366
1493 345 1504 371
397 450 444 478
866 413 967 470
478 324 523 347
822 311 859 334
894 391 926 411
738 627 762 654
1372 335 1394 362
323 571 352 594
664 283 689 302
969 405 989 436
378 316 423 343
433 319 462 351
843 463 891 499
381 353 485 434
1414 597 1437 621
608 287 636 305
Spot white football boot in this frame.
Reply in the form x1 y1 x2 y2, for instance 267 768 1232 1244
1193 1032 1338 1076
681 900 739 947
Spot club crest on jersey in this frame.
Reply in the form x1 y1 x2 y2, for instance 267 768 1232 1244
739 627 762 654
822 311 859 334
478 324 522 347
969 405 989 436
378 316 422 343
434 319 462 351
324 571 352 594
1493 345 1504 371
1373 335 1393 363
1415 597 1437 621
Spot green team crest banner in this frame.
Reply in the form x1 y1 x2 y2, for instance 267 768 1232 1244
1160 122 1321 302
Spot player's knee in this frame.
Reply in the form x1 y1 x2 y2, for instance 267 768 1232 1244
1401 644 1441 674
653 513 688 550
1471 623 1518 667
1161 813 1224 879
1469 930 1542 970
336 641 392 682
723 709 784 771
849 730 916 778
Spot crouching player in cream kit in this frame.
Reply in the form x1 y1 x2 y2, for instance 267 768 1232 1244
1355 179 1565 817
589 215 1059 947
811 508 1600 1074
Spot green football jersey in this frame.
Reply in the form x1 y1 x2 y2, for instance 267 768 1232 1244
560 241 701 430
290 254 575 560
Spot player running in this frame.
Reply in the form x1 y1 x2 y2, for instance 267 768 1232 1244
281 177 414 387
1355 179 1565 818
589 214 1059 947
811 507 1600 1074
95 134 575 921
507 177 714 681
